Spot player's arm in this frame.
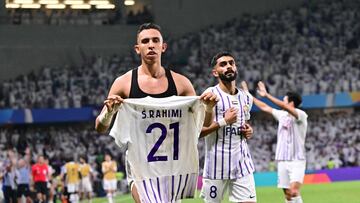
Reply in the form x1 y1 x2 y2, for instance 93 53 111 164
173 72 217 127
62 166 67 182
47 166 52 181
30 166 35 185
89 166 94 181
101 163 107 173
200 91 218 127
241 81 272 115
29 171 34 191
172 72 196 96
112 162 117 172
95 73 129 133
257 81 298 119
200 107 238 138
253 97 273 114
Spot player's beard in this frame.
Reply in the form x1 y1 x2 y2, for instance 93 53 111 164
219 70 237 82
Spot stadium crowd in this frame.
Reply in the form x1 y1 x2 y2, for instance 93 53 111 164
1 0 360 109
4 6 153 26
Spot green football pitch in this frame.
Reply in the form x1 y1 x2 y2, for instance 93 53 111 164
89 181 360 203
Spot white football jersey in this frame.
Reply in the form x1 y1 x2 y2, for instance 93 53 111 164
272 108 308 161
110 96 205 202
203 85 255 180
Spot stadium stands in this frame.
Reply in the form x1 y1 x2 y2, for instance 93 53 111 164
1 0 360 109
4 6 153 25
1 0 359 199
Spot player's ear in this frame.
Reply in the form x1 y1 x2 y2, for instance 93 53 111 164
134 44 140 55
212 68 218 77
162 42 167 53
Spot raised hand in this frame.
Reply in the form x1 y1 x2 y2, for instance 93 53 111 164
104 95 123 114
257 81 268 97
200 91 219 110
240 81 249 92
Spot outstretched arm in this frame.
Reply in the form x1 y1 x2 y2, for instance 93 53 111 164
257 81 298 119
241 81 273 114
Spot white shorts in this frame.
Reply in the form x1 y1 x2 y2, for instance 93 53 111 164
200 174 257 203
103 179 117 191
80 176 93 193
67 183 79 193
277 160 306 189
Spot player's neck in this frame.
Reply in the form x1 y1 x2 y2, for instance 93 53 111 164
140 63 164 78
219 81 236 95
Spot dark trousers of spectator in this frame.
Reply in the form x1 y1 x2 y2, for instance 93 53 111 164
3 186 17 203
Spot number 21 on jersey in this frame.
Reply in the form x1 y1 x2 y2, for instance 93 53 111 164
146 122 179 162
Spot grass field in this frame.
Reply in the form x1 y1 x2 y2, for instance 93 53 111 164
90 181 360 203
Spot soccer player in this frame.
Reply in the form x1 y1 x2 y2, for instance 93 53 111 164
101 153 117 203
247 81 308 203
79 156 93 203
63 158 81 203
15 158 32 203
32 155 49 203
3 149 17 203
95 23 217 202
200 51 256 203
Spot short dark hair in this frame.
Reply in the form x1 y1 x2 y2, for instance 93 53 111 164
79 155 87 162
209 51 235 68
286 91 302 108
104 151 112 158
137 23 162 35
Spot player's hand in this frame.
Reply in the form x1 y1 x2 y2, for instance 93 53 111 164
241 81 249 92
104 95 123 114
224 107 238 124
200 92 219 109
257 81 268 97
241 123 254 139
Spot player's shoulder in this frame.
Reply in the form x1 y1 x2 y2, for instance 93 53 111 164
295 108 308 119
203 85 217 94
113 69 133 83
272 108 287 116
170 70 190 83
109 69 134 97
169 70 196 96
238 88 253 98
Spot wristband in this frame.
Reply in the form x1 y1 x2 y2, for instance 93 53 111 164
205 105 213 113
217 118 227 127
98 111 115 126
98 102 121 125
